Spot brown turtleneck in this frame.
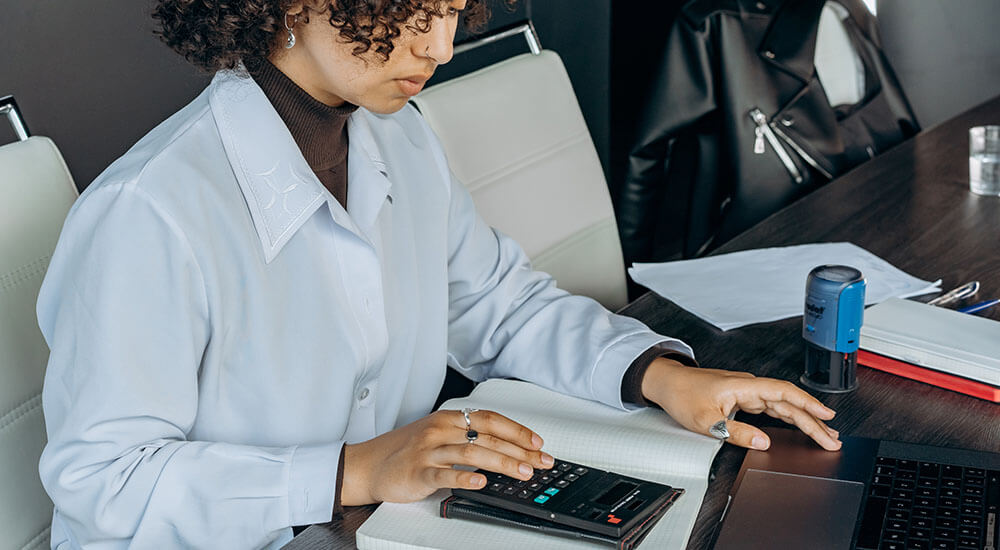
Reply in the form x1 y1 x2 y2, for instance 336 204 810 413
248 57 698 531
248 59 358 210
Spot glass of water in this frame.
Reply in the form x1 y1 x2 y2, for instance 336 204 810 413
970 125 1000 196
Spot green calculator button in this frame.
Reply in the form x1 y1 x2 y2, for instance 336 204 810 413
544 487 559 496
533 495 550 504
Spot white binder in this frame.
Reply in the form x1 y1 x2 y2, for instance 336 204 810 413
860 298 1000 385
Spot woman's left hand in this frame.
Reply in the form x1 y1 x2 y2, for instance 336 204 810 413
641 357 842 451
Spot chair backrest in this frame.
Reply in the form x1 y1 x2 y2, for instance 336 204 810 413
0 97 78 550
815 1 866 107
411 50 628 310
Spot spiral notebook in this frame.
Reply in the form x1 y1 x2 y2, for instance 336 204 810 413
355 379 724 550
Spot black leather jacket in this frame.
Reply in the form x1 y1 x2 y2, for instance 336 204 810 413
617 0 919 264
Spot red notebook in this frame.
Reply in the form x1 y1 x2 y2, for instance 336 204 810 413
858 350 1000 403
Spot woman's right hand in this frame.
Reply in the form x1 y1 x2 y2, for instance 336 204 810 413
341 409 554 505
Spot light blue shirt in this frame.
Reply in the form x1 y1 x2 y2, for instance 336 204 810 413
36 69 693 549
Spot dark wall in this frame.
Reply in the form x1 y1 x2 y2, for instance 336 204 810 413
878 0 1000 128
3 1 208 190
2 0 611 191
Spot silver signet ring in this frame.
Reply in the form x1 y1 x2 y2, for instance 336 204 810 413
709 419 730 440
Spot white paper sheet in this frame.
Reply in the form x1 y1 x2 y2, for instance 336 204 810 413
628 242 941 331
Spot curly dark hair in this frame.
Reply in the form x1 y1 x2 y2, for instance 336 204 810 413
153 0 512 72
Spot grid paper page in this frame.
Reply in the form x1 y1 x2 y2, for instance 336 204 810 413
356 380 723 549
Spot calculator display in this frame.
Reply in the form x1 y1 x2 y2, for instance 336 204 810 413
595 481 638 506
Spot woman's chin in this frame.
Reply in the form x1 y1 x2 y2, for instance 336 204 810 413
362 96 413 115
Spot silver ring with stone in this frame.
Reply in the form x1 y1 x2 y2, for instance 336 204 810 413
462 408 479 443
709 419 730 440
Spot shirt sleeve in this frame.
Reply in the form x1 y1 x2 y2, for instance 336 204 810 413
440 172 695 411
37 184 340 549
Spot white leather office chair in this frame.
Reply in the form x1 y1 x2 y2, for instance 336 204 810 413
411 28 628 311
815 1 867 108
0 96 78 550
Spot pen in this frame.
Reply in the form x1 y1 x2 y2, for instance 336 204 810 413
927 281 979 306
957 299 1000 315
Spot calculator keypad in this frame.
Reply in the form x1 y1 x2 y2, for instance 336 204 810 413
481 460 592 506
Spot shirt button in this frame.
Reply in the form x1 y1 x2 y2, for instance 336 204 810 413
358 387 370 401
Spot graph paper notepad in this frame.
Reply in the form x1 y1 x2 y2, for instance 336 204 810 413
356 379 724 550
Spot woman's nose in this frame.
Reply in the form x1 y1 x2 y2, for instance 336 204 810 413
420 17 456 65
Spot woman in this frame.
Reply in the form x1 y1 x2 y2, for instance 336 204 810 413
37 1 841 548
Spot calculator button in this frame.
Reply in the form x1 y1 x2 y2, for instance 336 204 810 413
503 486 516 495
558 463 572 471
574 467 588 475
539 475 552 484
528 482 542 491
488 482 504 492
565 473 579 482
544 487 560 496
555 480 570 488
533 495 550 504
517 489 532 499
549 469 563 478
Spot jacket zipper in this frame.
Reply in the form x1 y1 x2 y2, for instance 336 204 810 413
749 107 803 184
771 124 835 180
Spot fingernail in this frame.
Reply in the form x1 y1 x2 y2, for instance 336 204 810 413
751 436 769 450
541 453 554 467
519 463 533 477
471 476 484 487
531 434 543 448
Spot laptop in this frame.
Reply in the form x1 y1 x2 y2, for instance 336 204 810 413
712 427 999 550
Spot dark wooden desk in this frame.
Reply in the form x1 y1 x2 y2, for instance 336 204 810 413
285 96 1000 550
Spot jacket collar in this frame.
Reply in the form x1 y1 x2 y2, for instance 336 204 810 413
756 0 827 82
208 68 393 263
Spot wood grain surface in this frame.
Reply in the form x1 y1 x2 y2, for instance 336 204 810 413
283 95 1000 550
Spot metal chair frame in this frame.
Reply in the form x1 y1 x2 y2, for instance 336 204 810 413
0 95 30 141
453 20 542 56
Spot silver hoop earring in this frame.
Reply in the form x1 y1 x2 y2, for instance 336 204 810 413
284 14 297 49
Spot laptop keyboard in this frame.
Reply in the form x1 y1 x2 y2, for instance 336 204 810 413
856 457 999 550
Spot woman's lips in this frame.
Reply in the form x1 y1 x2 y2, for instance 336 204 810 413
396 75 430 96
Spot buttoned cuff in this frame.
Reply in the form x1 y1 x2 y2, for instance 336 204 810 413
591 332 694 411
620 345 701 408
288 441 344 527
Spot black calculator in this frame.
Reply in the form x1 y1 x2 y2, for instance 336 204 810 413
449 458 684 539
